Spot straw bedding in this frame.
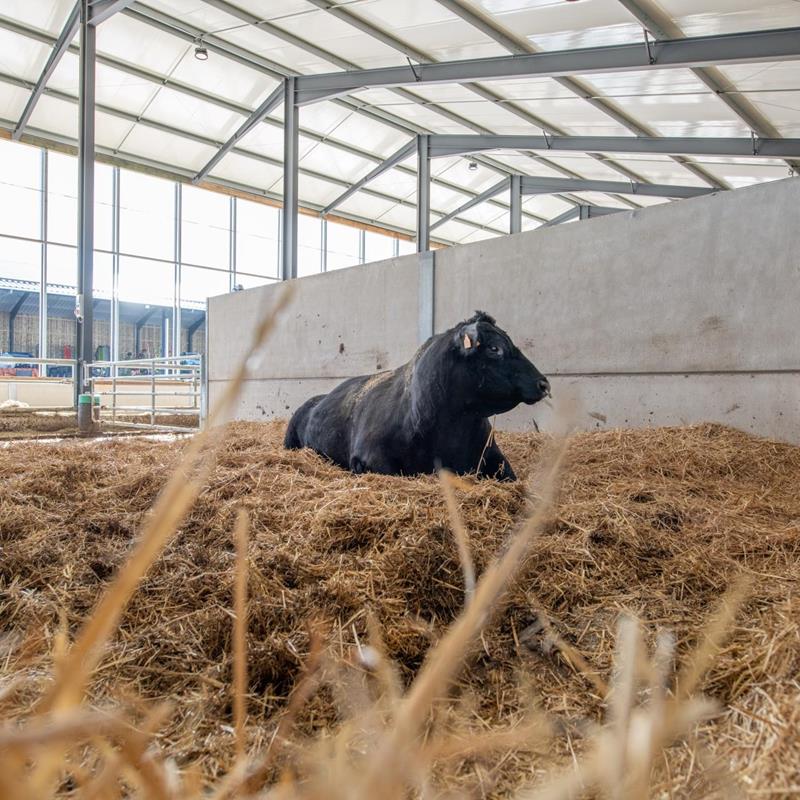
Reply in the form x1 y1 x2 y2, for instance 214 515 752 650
0 421 798 795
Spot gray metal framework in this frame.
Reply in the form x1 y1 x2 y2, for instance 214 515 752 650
9 0 800 389
76 0 96 405
172 182 182 360
38 149 48 358
287 0 649 209
75 0 134 403
281 77 299 280
425 134 800 160
416 135 431 253
430 175 711 234
321 140 416 217
119 3 568 222
431 0 724 190
616 0 800 174
111 166 120 362
0 14 545 237
292 26 800 104
520 177 716 199
429 178 509 233
11 2 79 140
543 205 625 227
193 83 283 184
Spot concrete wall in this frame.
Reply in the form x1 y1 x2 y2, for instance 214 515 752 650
208 177 800 442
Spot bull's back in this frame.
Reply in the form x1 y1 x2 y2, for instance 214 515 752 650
294 374 374 468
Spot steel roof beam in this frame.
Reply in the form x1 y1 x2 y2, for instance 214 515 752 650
193 83 283 183
293 26 800 104
0 74 521 238
88 0 135 25
432 0 726 192
429 178 509 232
299 0 634 206
11 3 79 140
196 0 592 210
123 4 548 215
520 177 718 199
543 205 625 226
321 140 416 216
616 0 800 173
0 17 541 228
542 207 580 227
428 134 800 159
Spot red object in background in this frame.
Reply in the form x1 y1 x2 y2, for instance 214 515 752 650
63 344 72 359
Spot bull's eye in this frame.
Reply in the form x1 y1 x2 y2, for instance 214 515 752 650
489 345 501 354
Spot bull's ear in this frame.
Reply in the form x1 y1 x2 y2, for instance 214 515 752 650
456 323 480 354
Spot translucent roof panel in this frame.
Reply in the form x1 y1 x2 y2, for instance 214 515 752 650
0 81 29 123
168 51 274 110
265 9 407 70
657 0 800 36
297 142 377 186
0 27 53 83
2 0 75 37
465 0 639 49
96 13 190 77
143 85 243 143
212 152 283 193
352 1 507 62
0 0 797 242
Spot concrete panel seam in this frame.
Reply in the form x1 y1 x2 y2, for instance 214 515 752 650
418 249 435 344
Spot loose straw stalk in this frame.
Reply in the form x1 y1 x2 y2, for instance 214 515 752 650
233 509 250 762
43 285 294 714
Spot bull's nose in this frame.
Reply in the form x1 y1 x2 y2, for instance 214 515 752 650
537 378 551 398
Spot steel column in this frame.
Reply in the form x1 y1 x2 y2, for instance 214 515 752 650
111 166 120 362
509 174 522 234
172 182 182 358
229 195 237 291
281 77 298 280
418 250 435 344
320 219 328 272
358 229 366 264
75 0 96 405
416 134 431 253
39 149 48 360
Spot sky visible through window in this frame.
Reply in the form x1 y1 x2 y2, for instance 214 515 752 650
0 138 404 311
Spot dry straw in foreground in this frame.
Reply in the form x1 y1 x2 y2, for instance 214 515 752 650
0 298 798 796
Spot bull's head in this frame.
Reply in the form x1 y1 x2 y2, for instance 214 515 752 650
452 311 550 416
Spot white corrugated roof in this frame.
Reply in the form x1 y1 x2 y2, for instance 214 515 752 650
0 0 798 244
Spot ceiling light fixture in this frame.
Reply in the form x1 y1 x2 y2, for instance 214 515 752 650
468 160 478 171
194 42 209 61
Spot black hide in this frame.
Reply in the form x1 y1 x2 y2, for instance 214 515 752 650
284 311 549 480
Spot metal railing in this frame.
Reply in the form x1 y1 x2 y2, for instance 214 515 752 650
84 354 204 430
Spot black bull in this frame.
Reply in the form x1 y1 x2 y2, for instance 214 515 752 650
284 312 550 481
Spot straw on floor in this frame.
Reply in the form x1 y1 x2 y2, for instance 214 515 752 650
0 419 797 796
